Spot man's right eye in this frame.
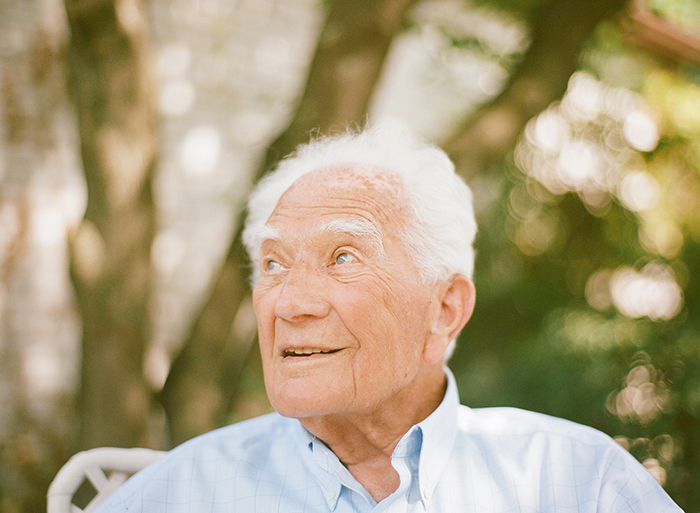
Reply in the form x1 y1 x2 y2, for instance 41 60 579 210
265 259 281 272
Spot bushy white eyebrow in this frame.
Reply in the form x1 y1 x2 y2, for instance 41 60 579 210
318 218 385 255
255 218 384 256
255 225 281 249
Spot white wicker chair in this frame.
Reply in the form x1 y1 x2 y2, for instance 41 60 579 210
47 447 166 513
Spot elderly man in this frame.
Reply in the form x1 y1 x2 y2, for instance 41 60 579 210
97 127 681 512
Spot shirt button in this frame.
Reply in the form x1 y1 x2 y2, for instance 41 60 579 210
327 490 336 501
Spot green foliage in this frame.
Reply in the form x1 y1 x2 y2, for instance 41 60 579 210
647 0 700 33
451 17 700 511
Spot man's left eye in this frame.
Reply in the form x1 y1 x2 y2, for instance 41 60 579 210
335 252 356 265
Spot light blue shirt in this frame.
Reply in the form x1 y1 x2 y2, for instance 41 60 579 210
97 369 682 512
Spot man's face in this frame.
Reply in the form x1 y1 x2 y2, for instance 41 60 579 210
252 167 443 420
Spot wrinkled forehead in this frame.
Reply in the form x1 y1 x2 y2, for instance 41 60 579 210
263 165 409 245
269 166 408 223
280 165 405 204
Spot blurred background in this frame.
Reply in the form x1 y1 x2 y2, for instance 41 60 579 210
1 0 700 510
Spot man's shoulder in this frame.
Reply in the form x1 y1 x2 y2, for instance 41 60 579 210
449 407 683 512
457 404 617 447
454 405 645 488
152 411 300 468
96 412 299 511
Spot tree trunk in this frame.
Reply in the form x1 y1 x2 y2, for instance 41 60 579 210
444 0 626 181
160 0 416 446
65 0 158 449
257 0 417 179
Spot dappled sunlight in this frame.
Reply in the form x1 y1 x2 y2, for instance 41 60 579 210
647 70 700 138
59 179 88 230
618 171 660 212
585 269 614 312
159 79 196 117
30 206 65 247
412 0 529 58
504 182 561 255
639 219 684 259
517 72 660 210
231 109 276 145
546 308 643 352
643 458 667 486
614 434 677 486
180 125 221 176
506 206 559 256
254 37 293 79
157 43 196 117
585 262 684 321
22 344 70 399
531 108 569 154
608 362 670 423
609 262 683 321
370 0 528 140
562 72 606 122
158 43 192 78
623 110 660 152
151 229 187 277
2 0 700 509
607 353 673 425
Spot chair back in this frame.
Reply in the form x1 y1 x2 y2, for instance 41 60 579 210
47 447 166 513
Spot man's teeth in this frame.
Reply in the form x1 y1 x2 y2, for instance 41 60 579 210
285 348 333 356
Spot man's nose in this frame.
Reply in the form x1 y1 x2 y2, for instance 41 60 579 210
274 265 330 321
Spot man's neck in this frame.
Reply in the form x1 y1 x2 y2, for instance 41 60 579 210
299 368 447 502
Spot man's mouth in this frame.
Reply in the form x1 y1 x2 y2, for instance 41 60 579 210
282 348 342 357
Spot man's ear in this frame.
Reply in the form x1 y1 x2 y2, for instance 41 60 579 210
424 274 476 365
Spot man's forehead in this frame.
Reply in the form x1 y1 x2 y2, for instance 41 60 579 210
261 166 406 244
283 165 404 198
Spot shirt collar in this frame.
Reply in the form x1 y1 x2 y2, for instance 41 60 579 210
292 366 460 509
414 366 459 503
294 423 344 510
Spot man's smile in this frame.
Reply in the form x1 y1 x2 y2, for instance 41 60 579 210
281 347 343 358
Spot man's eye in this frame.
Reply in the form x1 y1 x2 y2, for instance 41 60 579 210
335 252 356 265
265 260 281 272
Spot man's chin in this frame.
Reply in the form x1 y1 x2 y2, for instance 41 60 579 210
269 391 344 420
272 405 329 420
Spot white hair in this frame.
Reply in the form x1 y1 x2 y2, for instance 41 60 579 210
242 124 477 286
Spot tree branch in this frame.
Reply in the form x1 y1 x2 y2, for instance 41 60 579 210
443 0 626 181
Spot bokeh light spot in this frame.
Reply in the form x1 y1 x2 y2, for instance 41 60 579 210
609 263 683 321
151 230 186 276
623 111 659 152
180 126 221 176
158 43 192 79
618 171 660 212
159 79 196 117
